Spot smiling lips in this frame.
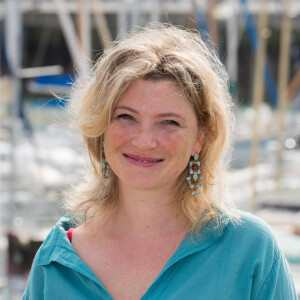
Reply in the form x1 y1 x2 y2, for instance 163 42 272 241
123 154 164 167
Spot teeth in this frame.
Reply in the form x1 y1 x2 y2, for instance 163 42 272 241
125 155 161 163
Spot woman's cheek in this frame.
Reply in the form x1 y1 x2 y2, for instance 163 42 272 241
109 123 135 143
159 132 182 151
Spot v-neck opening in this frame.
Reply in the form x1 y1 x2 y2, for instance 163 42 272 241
62 229 206 300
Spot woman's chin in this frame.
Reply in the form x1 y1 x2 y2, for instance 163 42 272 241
119 177 165 192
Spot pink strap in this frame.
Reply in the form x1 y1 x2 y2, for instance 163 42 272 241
67 228 74 243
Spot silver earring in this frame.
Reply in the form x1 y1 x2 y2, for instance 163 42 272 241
186 153 203 198
102 142 109 186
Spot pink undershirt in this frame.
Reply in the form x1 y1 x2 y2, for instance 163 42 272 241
67 228 75 243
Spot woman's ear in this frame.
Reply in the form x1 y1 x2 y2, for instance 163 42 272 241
193 128 206 154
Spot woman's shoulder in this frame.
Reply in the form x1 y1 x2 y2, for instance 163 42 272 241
23 215 104 299
32 214 78 265
232 210 276 237
225 210 280 257
225 210 277 246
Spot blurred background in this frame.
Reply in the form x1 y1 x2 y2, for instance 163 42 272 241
0 0 300 299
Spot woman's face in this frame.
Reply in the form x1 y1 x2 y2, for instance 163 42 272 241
104 79 204 192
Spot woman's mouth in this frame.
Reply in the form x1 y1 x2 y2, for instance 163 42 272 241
123 154 164 167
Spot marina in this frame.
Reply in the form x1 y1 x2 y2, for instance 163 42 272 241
1 0 300 298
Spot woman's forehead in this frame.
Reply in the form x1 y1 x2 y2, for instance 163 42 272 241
115 79 197 116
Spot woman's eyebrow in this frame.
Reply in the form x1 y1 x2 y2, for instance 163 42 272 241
115 106 136 113
157 113 186 121
115 106 186 121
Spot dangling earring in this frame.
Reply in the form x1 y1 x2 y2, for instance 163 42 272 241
101 142 109 186
186 153 203 198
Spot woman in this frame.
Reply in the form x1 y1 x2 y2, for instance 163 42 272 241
23 24 297 300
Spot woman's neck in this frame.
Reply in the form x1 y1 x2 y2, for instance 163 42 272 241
102 183 190 239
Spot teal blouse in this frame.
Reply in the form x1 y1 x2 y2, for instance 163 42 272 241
23 211 297 300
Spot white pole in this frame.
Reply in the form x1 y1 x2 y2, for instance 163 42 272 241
91 0 113 49
4 0 22 296
250 0 269 210
77 0 91 61
276 0 292 185
5 0 22 227
226 0 238 88
53 0 88 75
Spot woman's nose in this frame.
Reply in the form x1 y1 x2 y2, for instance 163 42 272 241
131 127 158 150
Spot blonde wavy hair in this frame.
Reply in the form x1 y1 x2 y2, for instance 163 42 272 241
66 24 239 233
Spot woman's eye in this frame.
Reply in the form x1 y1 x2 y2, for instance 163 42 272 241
116 114 134 120
162 120 180 126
